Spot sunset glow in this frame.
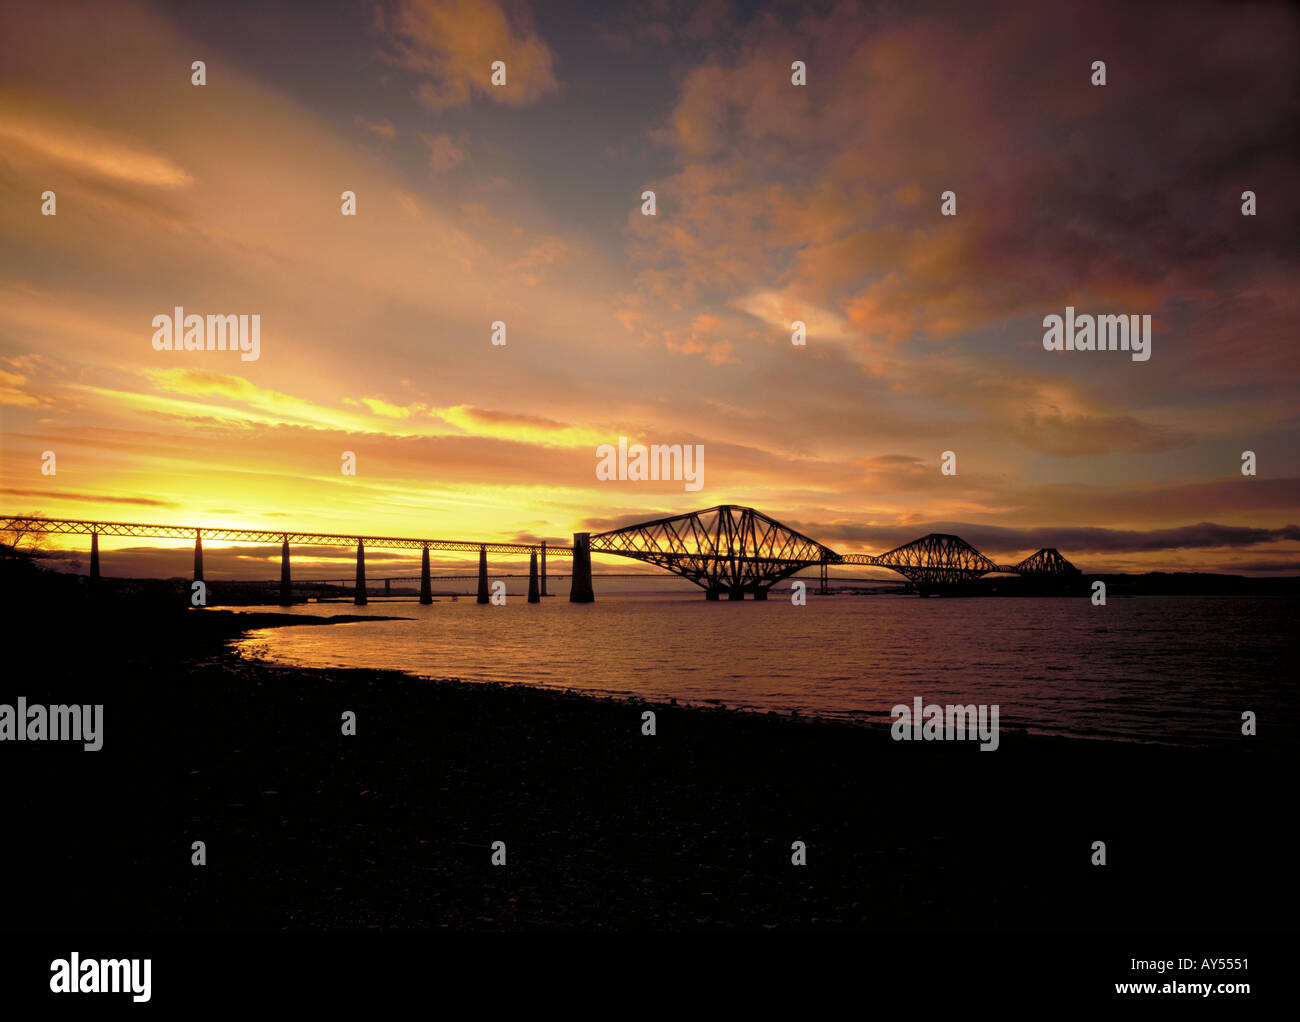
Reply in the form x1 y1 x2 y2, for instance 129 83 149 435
2 0 1297 578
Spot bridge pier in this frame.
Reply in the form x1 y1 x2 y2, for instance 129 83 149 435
193 531 204 583
476 545 489 604
540 541 548 596
753 587 768 600
569 532 594 603
705 587 721 600
528 550 540 603
354 539 367 605
419 546 432 604
817 560 830 595
279 537 292 605
279 538 292 600
384 578 391 596
90 530 99 581
727 586 745 600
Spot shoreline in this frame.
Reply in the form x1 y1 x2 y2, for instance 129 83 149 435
3 596 1293 932
228 607 1271 751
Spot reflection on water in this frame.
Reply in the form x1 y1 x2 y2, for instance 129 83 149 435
232 589 1298 746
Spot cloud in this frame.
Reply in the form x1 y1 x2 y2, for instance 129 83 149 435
661 314 739 365
1209 559 1300 574
421 131 468 173
434 405 605 447
355 115 397 140
0 112 193 188
628 0 1300 426
343 396 421 419
0 487 181 508
736 290 855 343
510 235 568 285
388 0 559 110
793 519 1300 560
0 368 45 407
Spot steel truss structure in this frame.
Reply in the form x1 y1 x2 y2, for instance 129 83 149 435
1012 547 1081 576
857 532 1000 586
591 507 1080 592
2 510 1080 593
0 516 568 556
590 505 834 596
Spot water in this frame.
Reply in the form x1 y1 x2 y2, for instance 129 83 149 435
232 590 1298 746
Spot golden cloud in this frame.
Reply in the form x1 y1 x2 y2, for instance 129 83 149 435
390 0 559 110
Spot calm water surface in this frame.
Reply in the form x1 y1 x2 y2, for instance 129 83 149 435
232 589 1298 746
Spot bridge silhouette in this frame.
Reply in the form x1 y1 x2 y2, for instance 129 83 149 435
580 505 1078 600
1 506 1079 603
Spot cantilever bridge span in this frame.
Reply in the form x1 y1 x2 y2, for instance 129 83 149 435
577 505 1079 600
2 506 1080 604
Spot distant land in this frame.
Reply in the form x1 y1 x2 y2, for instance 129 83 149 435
847 573 1300 598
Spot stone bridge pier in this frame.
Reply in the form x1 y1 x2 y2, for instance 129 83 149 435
569 532 594 603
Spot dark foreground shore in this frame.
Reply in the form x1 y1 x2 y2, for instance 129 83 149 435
3 591 1294 932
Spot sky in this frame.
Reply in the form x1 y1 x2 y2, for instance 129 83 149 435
1 0 1298 580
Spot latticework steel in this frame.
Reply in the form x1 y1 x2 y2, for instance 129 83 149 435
0 516 569 556
590 505 834 595
1012 547 1080 575
2 512 1082 592
867 533 1001 585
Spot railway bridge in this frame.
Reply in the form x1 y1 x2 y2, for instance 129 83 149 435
1 506 1081 603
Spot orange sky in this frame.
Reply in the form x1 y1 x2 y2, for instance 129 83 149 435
2 0 1298 578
